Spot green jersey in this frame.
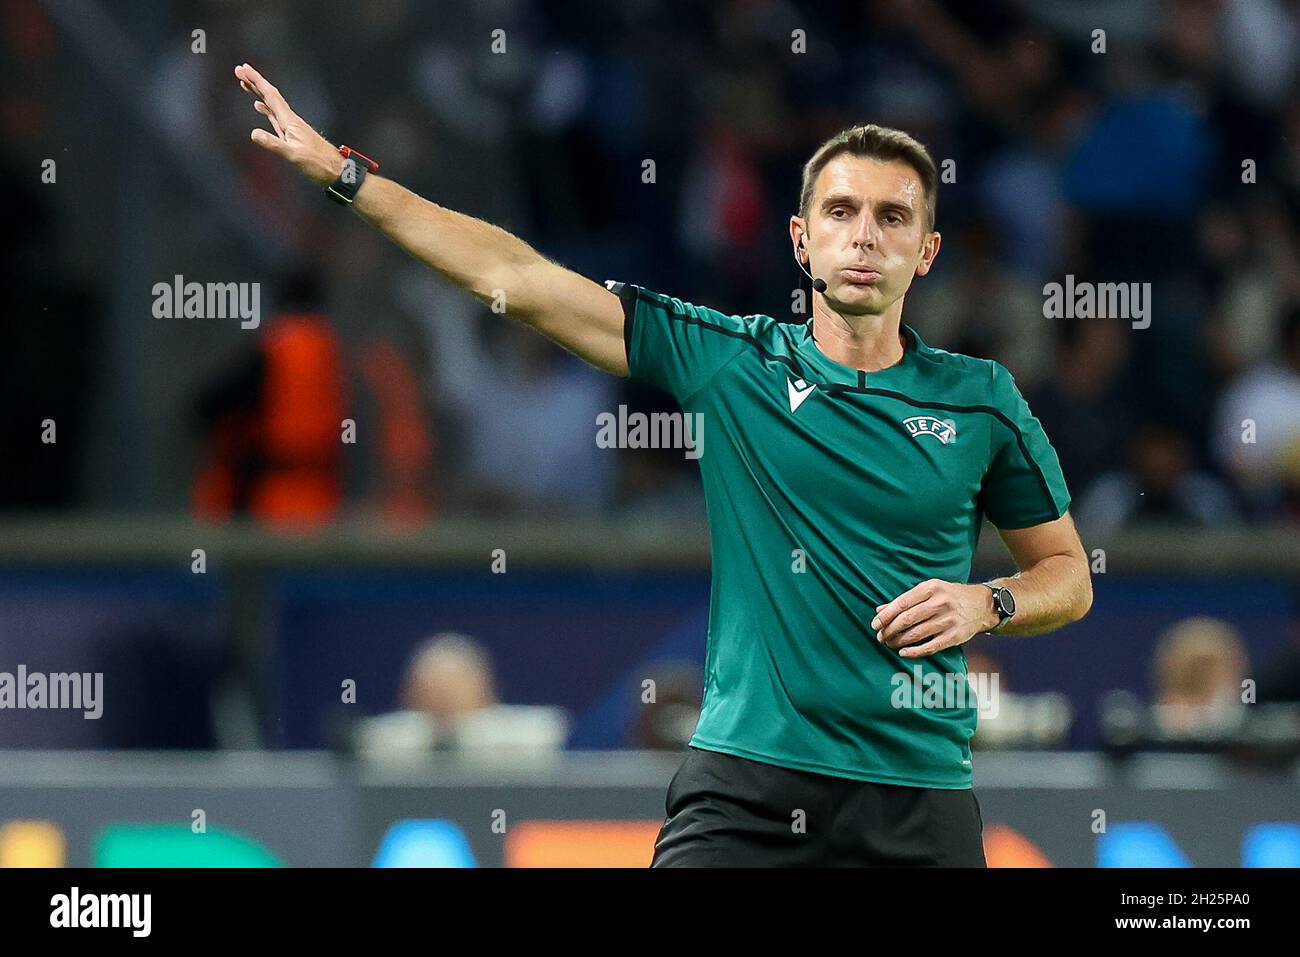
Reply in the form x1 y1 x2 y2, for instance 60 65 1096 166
610 281 1071 788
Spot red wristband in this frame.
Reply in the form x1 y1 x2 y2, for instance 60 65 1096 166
338 145 379 173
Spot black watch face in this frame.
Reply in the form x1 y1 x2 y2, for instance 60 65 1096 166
998 587 1016 617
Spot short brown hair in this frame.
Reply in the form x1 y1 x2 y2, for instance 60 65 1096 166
798 124 938 230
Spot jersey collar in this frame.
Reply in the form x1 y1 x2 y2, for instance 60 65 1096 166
796 318 927 388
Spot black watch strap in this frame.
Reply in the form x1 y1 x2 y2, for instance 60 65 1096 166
983 581 1015 631
326 146 379 206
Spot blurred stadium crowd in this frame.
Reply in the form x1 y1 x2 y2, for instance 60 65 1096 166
2 0 1300 764
3 0 1299 529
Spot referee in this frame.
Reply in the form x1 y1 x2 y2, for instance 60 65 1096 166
236 64 1093 867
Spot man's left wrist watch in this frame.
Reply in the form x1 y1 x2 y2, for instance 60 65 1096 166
982 582 1016 632
326 145 379 206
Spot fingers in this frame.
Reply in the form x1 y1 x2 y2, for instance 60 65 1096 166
234 64 257 96
250 127 290 158
255 99 285 138
879 598 945 648
872 579 939 634
898 632 958 659
236 62 292 121
237 63 289 153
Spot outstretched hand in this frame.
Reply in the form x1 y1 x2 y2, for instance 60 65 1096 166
234 62 342 187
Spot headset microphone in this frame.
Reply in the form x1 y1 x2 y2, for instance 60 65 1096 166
796 241 828 293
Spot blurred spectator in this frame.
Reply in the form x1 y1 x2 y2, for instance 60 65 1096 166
1199 201 1290 377
1027 315 1134 496
1151 616 1250 739
627 660 702 750
192 275 347 526
966 648 1072 751
357 338 440 524
403 270 619 515
1076 420 1240 537
918 218 1054 387
1219 0 1300 108
1212 305 1300 519
402 632 499 727
354 632 569 755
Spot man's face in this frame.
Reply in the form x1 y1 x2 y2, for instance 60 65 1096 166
791 154 940 316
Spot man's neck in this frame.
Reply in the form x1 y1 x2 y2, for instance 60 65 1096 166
810 298 907 373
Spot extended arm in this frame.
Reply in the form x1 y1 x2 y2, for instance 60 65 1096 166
234 62 629 376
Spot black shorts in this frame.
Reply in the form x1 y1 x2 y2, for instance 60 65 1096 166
651 746 987 867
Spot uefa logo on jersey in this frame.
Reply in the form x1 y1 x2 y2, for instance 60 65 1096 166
903 415 957 445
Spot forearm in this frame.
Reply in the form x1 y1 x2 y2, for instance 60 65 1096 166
351 174 550 314
986 554 1092 637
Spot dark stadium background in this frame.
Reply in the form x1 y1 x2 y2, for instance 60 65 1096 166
0 0 1297 867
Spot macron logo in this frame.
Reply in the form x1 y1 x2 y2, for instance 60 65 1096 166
787 378 816 413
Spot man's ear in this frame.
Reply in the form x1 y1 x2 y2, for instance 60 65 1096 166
789 216 808 262
915 230 942 277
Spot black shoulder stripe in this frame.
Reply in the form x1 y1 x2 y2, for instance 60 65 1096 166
605 280 640 368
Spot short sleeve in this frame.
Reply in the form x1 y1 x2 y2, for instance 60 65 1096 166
979 361 1072 529
606 281 754 402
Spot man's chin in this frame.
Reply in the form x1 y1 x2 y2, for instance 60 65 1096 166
826 283 889 314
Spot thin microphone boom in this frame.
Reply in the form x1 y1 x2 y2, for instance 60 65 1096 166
795 251 828 293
